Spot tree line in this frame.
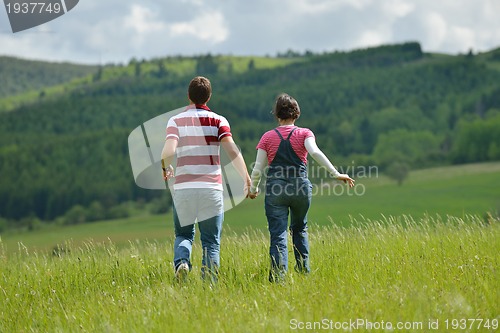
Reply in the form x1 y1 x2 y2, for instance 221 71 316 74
1 42 499 229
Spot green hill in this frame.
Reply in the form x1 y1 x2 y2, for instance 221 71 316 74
0 56 99 112
0 42 499 226
0 56 98 98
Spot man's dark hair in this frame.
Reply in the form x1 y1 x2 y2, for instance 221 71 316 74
188 76 212 104
273 93 301 120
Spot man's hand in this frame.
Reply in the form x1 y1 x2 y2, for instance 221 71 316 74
243 176 251 198
162 165 174 181
248 188 259 199
161 138 177 181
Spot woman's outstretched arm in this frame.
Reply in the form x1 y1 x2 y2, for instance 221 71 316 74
305 137 355 187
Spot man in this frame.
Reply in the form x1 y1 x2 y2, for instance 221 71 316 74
161 76 250 282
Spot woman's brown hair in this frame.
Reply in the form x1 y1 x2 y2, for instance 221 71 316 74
273 93 300 120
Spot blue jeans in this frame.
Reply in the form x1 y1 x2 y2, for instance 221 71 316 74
265 177 312 281
173 189 224 279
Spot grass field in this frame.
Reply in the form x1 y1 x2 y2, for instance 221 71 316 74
0 163 499 332
0 215 498 332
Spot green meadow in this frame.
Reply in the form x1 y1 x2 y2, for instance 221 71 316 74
0 162 499 332
1 162 499 254
0 215 498 332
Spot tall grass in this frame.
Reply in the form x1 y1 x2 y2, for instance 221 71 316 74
0 215 498 332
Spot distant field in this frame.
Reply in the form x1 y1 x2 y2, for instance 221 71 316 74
1 162 499 255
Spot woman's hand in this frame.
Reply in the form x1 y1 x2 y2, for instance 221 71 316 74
337 174 355 187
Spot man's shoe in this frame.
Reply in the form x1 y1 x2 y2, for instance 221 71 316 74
175 262 189 282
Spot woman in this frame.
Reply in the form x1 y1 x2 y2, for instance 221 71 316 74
249 93 354 282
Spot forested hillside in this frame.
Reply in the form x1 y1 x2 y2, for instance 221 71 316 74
1 42 499 229
0 56 97 98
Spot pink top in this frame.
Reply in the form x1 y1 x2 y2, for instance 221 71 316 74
256 126 315 165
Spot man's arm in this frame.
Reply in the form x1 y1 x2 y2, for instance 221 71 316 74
220 136 251 196
161 138 177 180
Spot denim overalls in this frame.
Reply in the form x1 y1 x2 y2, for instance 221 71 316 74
265 127 312 281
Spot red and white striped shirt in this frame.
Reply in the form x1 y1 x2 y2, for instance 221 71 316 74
166 105 232 190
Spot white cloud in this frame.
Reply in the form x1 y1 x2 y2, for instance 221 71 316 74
381 0 415 18
170 11 228 44
423 12 448 50
293 0 342 14
349 0 374 10
357 31 387 47
125 5 167 34
446 26 476 53
0 0 499 64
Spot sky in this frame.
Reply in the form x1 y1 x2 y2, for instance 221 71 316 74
0 0 499 65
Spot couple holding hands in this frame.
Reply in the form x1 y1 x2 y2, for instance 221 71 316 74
161 76 354 283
